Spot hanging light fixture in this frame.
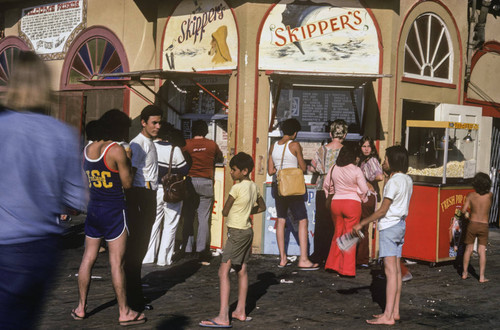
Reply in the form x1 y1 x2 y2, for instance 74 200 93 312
463 129 473 142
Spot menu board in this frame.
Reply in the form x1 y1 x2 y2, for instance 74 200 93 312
276 87 364 133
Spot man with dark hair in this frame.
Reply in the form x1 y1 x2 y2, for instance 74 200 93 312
143 121 190 267
73 109 146 325
182 120 223 265
125 105 162 311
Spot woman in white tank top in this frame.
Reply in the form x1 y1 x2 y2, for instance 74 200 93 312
267 119 319 271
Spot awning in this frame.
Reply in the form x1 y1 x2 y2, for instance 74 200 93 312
80 69 231 115
268 71 392 88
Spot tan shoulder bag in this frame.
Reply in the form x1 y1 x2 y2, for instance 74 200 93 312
276 141 306 196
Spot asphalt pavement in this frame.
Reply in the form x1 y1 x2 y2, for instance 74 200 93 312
36 217 500 329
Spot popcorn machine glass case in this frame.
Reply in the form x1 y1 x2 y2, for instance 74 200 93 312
402 120 478 264
405 120 479 184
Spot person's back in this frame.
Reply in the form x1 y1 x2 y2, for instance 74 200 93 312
184 137 222 178
271 140 299 170
462 172 492 282
0 108 87 328
0 109 87 244
466 191 492 224
330 164 368 202
84 141 127 205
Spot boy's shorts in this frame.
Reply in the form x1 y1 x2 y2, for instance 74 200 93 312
222 227 253 266
85 202 128 241
379 220 406 258
464 221 489 246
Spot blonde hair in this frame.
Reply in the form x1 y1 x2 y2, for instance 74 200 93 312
330 119 348 139
4 51 52 112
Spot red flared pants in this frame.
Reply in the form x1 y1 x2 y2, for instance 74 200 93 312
325 199 361 276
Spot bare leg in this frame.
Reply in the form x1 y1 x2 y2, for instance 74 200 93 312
74 237 101 318
297 219 318 268
462 244 473 279
200 261 231 327
276 218 288 267
107 232 145 322
232 263 248 321
477 244 489 282
393 257 402 319
367 256 397 325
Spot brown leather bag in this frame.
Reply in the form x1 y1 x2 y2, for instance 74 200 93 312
162 146 186 203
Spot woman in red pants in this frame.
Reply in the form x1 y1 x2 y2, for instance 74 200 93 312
323 144 368 276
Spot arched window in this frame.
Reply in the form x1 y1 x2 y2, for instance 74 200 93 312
68 37 124 84
404 13 453 83
0 36 30 88
61 26 129 89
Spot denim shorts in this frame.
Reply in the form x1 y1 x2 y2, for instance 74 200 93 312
379 220 406 258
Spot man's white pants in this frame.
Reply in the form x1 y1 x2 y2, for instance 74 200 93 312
143 187 183 266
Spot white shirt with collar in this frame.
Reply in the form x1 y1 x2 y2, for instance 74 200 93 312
130 132 158 190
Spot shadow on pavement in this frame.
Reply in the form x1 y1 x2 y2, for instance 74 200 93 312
157 314 190 329
234 271 279 317
142 259 202 303
369 269 386 312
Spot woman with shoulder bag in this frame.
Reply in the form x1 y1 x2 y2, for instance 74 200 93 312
309 119 347 265
268 118 319 270
143 123 190 266
323 144 368 276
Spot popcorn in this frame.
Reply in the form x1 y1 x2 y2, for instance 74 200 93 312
408 161 465 177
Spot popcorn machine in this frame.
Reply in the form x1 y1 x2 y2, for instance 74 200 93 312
402 120 478 264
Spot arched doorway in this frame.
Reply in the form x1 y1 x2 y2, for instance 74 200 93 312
59 26 129 135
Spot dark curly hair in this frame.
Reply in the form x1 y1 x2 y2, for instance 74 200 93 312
280 118 301 136
472 172 491 195
229 152 254 173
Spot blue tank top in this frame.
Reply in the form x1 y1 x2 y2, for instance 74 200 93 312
84 142 125 205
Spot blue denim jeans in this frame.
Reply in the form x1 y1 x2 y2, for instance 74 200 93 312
0 237 60 329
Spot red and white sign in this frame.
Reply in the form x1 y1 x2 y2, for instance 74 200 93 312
259 0 380 74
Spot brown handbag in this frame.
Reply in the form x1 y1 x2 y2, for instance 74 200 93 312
325 165 335 212
276 141 306 196
162 146 186 203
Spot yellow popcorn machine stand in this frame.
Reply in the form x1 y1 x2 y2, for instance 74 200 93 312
402 120 478 264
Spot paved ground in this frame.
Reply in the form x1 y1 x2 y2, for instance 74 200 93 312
36 217 500 329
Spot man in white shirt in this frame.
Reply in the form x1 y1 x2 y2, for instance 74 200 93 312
124 105 162 312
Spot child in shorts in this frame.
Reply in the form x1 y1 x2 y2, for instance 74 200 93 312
462 172 493 283
199 152 266 328
353 145 413 325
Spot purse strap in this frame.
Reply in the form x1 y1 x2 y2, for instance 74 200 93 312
279 141 290 171
167 145 175 175
327 164 335 193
